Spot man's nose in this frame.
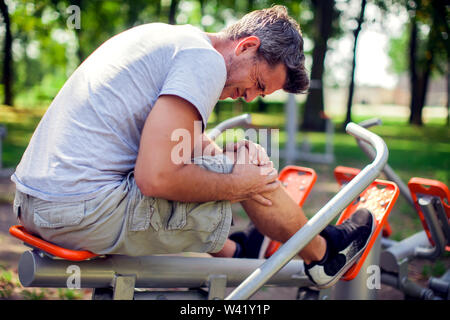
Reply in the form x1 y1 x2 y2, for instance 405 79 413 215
244 89 258 103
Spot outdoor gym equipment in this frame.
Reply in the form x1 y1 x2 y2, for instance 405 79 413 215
8 114 449 300
283 93 334 164
349 118 450 300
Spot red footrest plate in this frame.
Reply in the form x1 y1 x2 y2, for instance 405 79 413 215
278 165 317 206
408 177 450 252
334 166 399 281
334 166 393 238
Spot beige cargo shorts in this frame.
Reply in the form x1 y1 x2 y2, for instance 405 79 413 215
13 155 234 256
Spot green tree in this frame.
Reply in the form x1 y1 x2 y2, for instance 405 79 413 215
344 0 367 126
301 0 340 131
0 0 13 106
7 1 71 106
387 0 449 126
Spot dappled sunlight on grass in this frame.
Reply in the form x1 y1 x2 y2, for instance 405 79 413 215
0 106 46 168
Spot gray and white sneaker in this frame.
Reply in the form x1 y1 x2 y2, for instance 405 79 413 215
304 208 375 289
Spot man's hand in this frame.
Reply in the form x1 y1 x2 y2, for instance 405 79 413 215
230 145 280 206
224 139 271 167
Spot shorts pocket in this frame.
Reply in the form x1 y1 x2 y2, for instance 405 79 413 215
128 194 159 232
166 201 224 233
183 201 223 233
33 200 85 229
165 201 187 230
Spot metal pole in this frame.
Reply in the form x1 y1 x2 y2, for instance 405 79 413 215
325 118 335 163
18 251 312 289
206 113 252 141
356 118 415 209
226 123 389 300
285 93 298 164
356 139 415 209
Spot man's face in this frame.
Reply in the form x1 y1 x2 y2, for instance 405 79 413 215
219 37 287 102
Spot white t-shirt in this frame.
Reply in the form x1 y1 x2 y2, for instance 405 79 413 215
12 23 227 202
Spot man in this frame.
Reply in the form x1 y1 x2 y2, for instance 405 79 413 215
11 6 374 288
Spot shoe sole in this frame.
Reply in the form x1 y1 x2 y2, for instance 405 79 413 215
313 213 377 290
259 236 272 259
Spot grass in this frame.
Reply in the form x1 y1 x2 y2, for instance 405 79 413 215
0 263 88 300
0 105 47 168
0 266 15 299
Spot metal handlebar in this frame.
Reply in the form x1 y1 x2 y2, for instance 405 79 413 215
358 118 382 129
206 113 252 141
225 122 389 300
355 118 416 209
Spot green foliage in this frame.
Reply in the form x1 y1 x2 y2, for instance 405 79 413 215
0 105 46 167
58 288 84 300
387 0 448 77
422 256 449 278
0 266 14 299
0 0 320 107
21 289 47 300
0 0 447 128
388 26 409 74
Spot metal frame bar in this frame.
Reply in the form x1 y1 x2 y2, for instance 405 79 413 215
18 250 312 289
206 113 252 141
415 196 447 259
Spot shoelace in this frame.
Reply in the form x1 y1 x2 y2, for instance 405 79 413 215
338 218 359 234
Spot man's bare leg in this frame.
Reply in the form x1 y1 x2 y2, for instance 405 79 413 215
212 185 327 264
211 239 236 257
243 186 326 263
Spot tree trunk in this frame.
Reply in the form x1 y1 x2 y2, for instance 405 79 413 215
429 0 449 126
344 0 367 126
410 67 431 125
301 0 335 132
248 0 254 12
447 68 449 126
408 10 435 126
199 0 205 16
156 0 162 19
408 16 421 125
0 0 13 106
168 0 179 25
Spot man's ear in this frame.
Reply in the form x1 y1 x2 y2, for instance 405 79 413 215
234 36 260 56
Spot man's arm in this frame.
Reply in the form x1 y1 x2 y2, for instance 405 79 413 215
134 95 279 204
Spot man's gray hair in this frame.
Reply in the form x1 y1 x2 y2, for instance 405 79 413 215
223 5 309 94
